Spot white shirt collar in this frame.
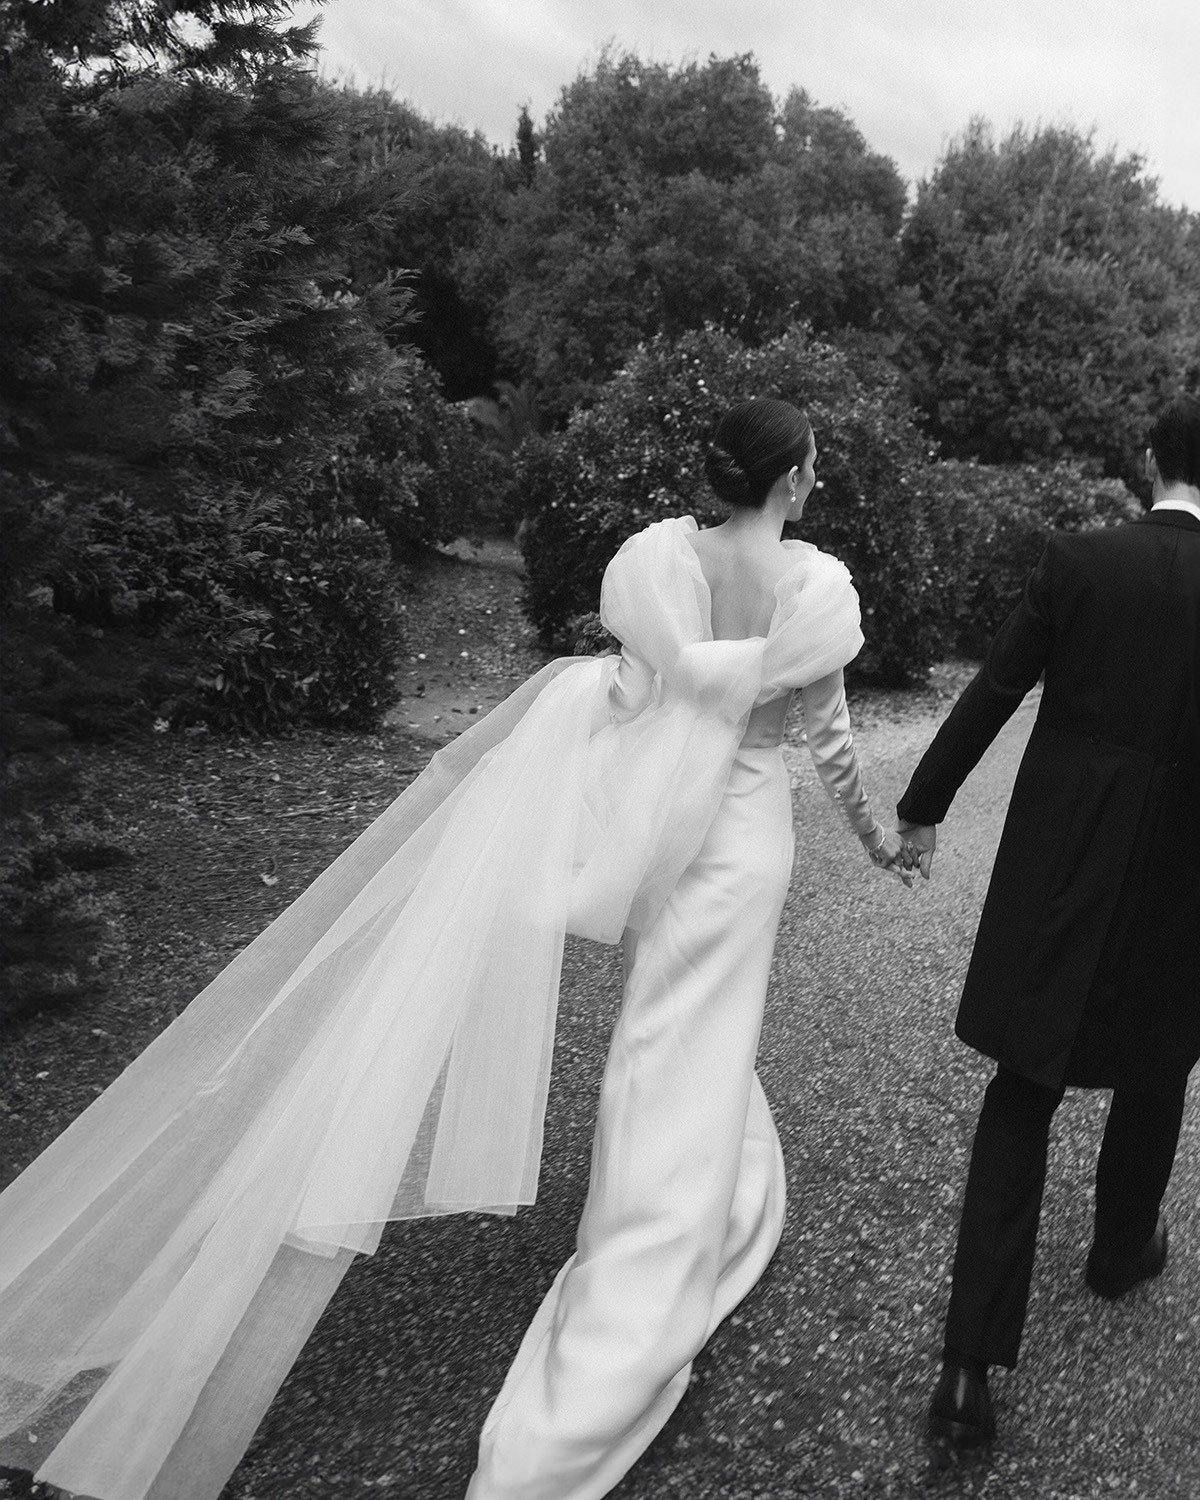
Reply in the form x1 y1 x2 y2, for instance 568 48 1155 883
1151 496 1200 523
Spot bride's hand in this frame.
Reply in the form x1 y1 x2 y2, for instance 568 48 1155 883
897 819 936 880
862 825 915 887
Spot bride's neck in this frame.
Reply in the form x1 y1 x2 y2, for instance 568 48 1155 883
720 495 791 543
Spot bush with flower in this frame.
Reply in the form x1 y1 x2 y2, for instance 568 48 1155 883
517 324 941 683
916 459 1140 656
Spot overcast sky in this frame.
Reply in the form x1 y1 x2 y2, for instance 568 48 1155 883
299 0 1198 211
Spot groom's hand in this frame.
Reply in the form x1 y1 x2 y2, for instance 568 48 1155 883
897 820 936 880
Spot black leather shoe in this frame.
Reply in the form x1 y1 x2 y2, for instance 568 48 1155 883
926 1360 996 1449
1086 1212 1168 1300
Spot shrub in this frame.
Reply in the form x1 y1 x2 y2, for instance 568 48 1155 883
0 786 128 1018
338 354 513 561
191 496 405 735
919 460 1140 655
0 733 125 1016
517 325 941 684
20 484 405 738
567 612 620 656
0 477 146 740
0 478 129 1015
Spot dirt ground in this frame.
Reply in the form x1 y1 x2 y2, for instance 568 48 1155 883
389 537 548 744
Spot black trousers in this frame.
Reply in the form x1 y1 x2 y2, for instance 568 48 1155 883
943 1065 1187 1369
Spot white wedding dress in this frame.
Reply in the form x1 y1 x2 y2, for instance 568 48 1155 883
0 516 874 1500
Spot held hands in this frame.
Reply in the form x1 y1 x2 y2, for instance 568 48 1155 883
861 820 937 885
861 824 915 887
896 819 936 880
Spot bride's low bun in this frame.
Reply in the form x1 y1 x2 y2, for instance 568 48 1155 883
704 397 813 509
703 446 752 506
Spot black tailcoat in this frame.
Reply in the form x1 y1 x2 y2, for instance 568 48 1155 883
898 510 1200 1092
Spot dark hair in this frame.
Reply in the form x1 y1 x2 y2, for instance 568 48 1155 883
1148 395 1200 488
704 398 813 508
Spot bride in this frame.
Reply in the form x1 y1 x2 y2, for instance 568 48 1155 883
0 397 911 1500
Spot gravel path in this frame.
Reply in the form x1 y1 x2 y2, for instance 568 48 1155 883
2 545 1195 1500
209 695 1198 1500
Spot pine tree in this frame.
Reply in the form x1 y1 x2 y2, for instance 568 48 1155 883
516 103 539 188
0 1 419 1009
1 2 413 504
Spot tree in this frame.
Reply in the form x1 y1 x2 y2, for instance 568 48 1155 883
0 0 422 742
899 121 1200 479
328 84 509 398
0 1 435 1007
0 6 414 505
457 51 908 421
515 103 539 188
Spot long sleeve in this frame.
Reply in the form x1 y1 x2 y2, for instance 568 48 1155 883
897 537 1056 826
801 668 879 839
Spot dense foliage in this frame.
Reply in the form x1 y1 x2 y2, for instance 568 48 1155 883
337 350 514 561
1 474 131 1016
0 741 129 1018
517 326 941 684
900 122 1200 481
1 7 410 495
328 85 511 399
0 1 420 1009
32 487 404 734
455 53 908 420
918 460 1140 655
0 1 421 739
319 61 1198 488
1 7 509 735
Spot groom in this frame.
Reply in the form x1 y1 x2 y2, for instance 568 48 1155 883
895 394 1200 1449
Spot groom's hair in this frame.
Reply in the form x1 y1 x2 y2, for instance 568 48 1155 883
1149 395 1200 488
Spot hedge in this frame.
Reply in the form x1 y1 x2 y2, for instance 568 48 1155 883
918 459 1140 655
